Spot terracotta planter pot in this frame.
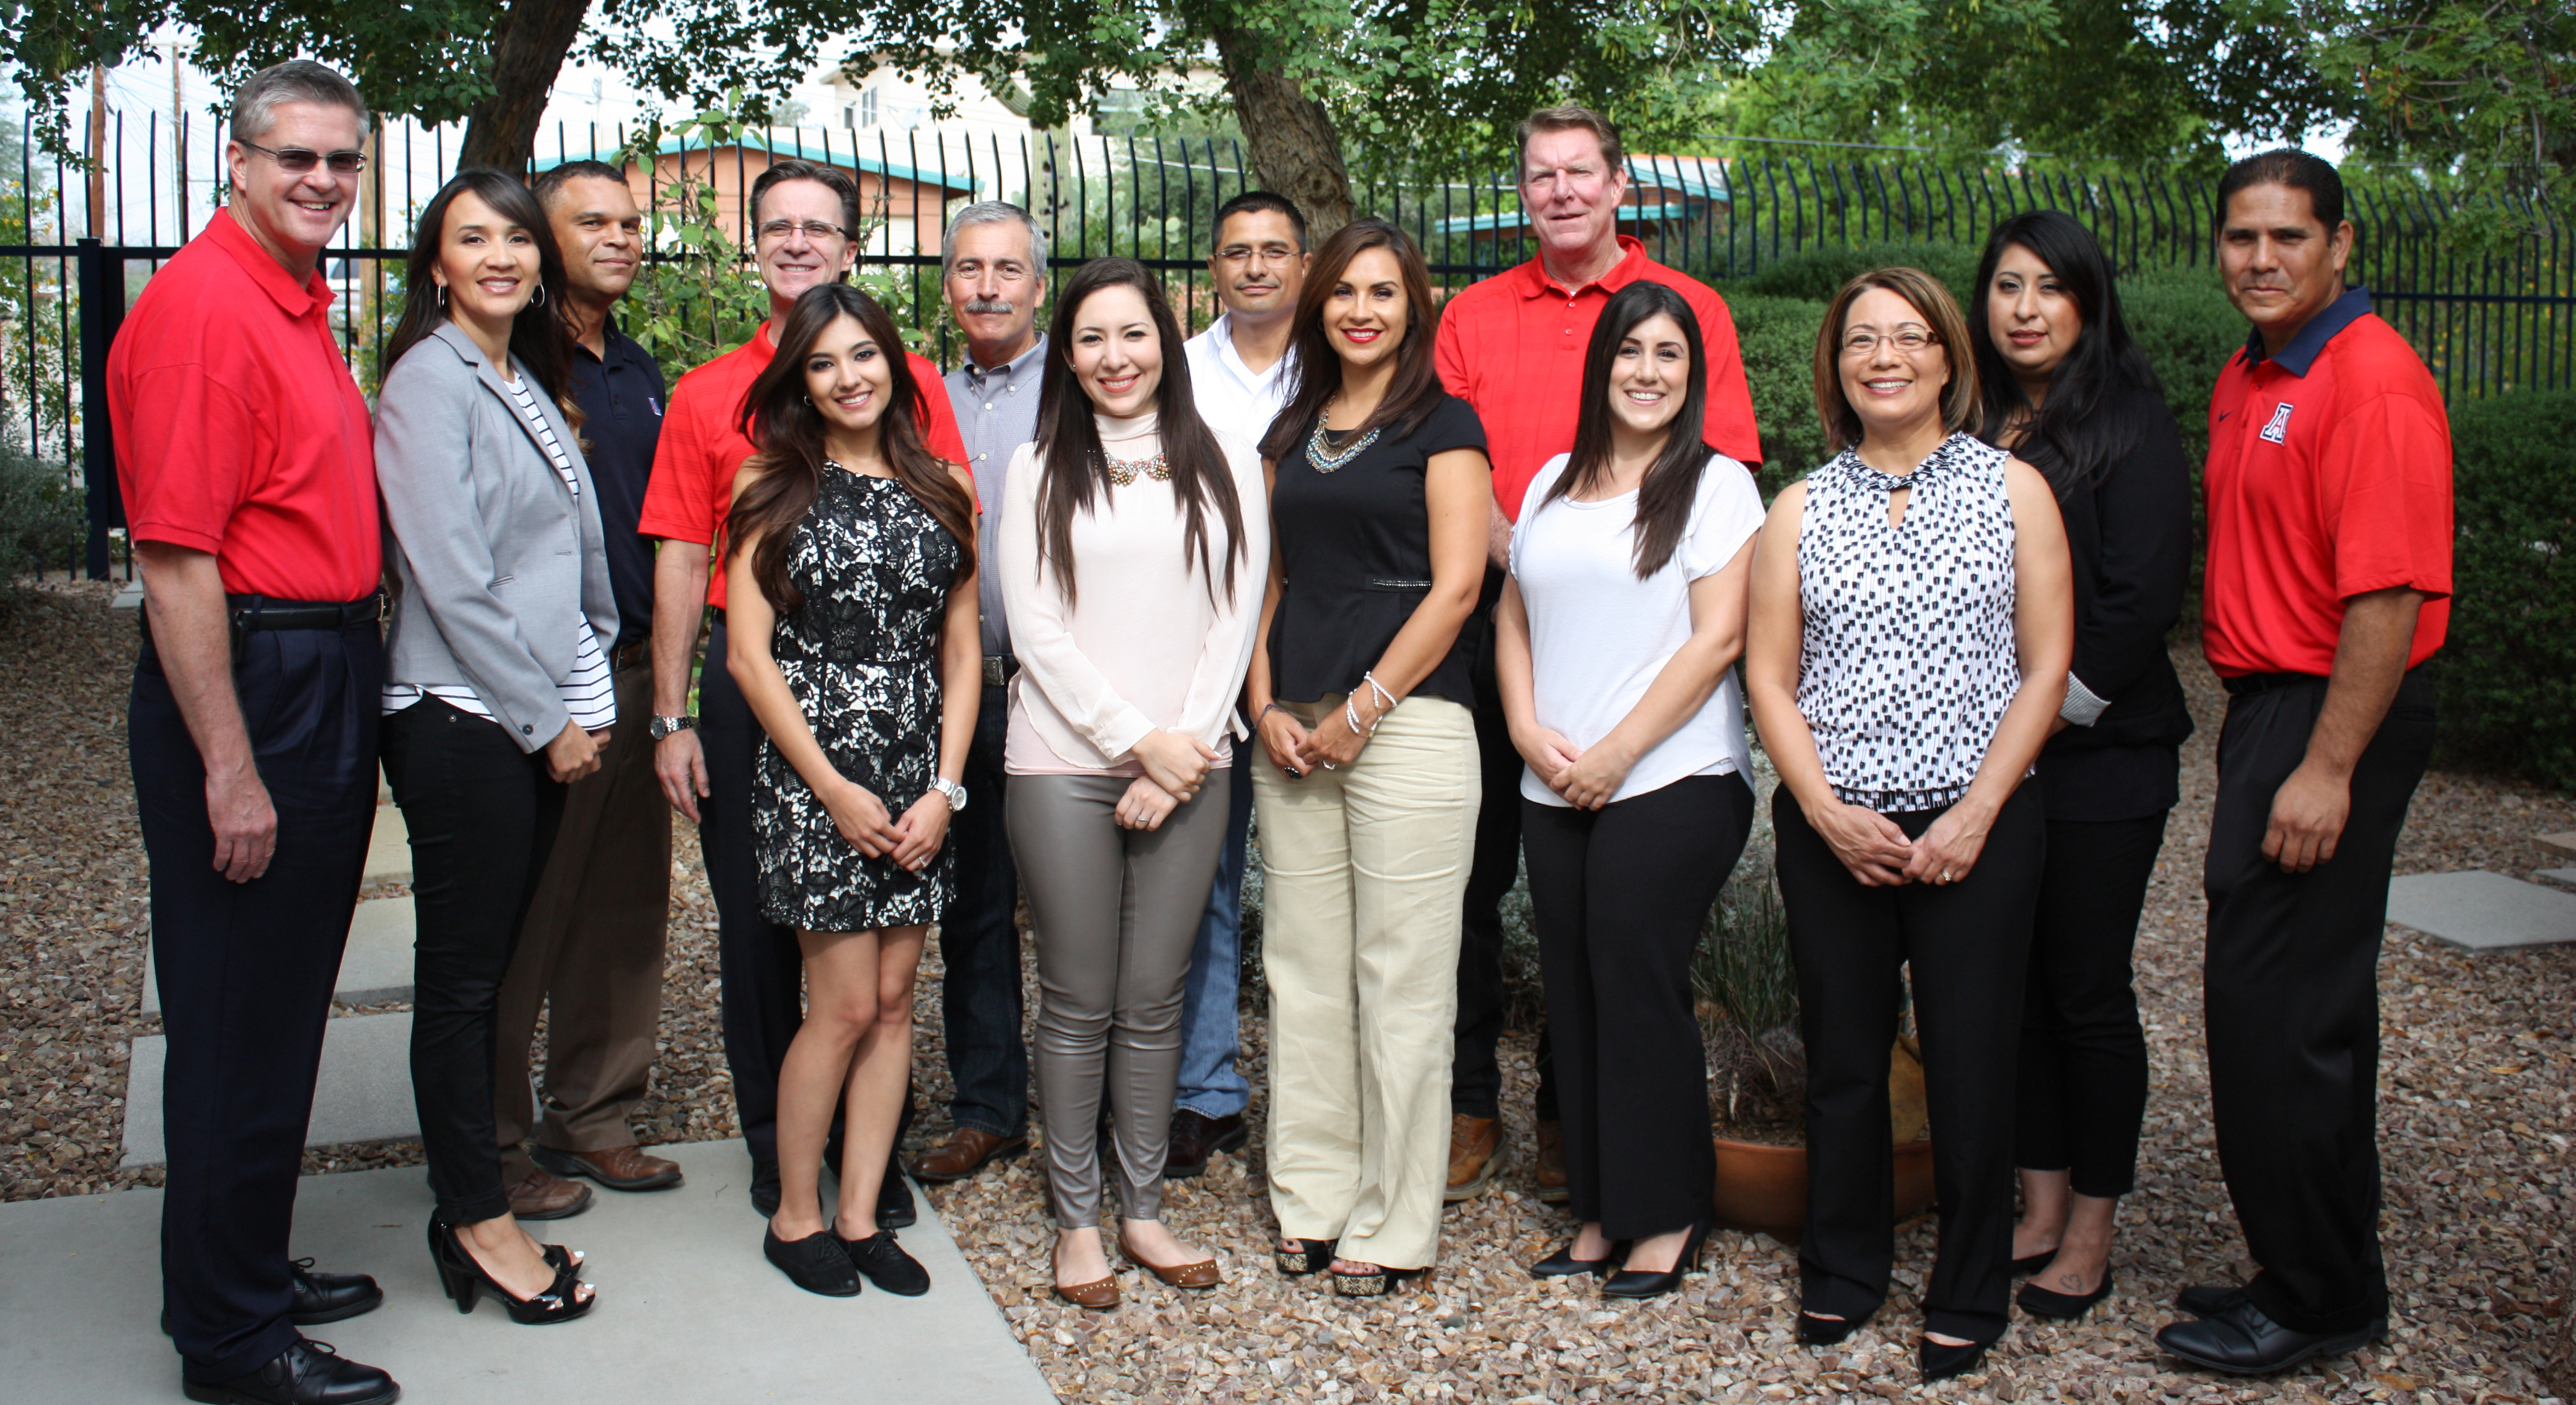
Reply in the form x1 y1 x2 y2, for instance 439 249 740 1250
1711 1138 1937 1245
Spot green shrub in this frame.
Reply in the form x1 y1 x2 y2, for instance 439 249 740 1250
0 436 82 583
2119 265 2243 467
1721 292 1830 492
2433 389 2576 790
1726 240 1983 305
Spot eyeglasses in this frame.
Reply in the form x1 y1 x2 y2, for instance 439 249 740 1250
1839 328 1941 357
1215 243 1299 266
238 140 366 176
756 219 848 244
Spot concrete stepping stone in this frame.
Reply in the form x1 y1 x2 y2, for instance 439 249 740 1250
2538 831 2576 860
2386 869 2576 952
141 894 417 1014
122 1012 418 1168
2539 868 2576 894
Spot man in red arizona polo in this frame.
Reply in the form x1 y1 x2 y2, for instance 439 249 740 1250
2156 149 2450 1378
639 158 964 1227
112 59 400 1405
1431 105 1762 1207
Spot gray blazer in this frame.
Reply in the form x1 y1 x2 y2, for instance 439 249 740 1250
377 320 619 754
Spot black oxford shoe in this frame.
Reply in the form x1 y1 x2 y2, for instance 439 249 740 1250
750 1159 783 1219
161 1262 385 1337
2173 1282 2249 1317
2156 1299 2387 1376
876 1153 917 1230
181 1339 399 1405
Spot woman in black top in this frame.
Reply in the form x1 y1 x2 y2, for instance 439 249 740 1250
1244 218 1494 1297
1969 211 2194 1321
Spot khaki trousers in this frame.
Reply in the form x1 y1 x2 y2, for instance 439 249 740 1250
1255 694 1478 1271
495 661 673 1175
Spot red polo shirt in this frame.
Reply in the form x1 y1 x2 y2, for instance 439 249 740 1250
2202 288 2451 678
1434 235 1763 521
636 323 965 610
106 207 380 600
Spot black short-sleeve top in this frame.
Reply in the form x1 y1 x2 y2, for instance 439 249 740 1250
1267 391 1488 708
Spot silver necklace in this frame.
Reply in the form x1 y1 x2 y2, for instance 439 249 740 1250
1306 397 1381 473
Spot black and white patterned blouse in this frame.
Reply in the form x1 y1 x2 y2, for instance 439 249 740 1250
1794 432 2021 811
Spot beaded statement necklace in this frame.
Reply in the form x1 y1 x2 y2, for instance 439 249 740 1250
1101 449 1171 486
1306 396 1381 473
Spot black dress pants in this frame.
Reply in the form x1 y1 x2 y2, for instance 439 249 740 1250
134 617 381 1383
382 698 565 1226
2204 668 2431 1335
1452 597 1555 1123
2014 811 2167 1196
1776 785 2043 1345
701 618 807 1166
1521 774 1752 1238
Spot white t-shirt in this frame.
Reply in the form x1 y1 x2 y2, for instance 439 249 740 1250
1509 450 1765 808
1183 313 1295 449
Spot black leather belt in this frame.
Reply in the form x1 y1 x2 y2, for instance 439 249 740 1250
224 591 386 631
983 654 1018 687
2221 671 2324 697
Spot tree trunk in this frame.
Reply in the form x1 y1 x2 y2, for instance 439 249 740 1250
1207 23 1354 244
456 0 594 173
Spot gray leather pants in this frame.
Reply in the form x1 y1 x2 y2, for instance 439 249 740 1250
1006 768 1232 1228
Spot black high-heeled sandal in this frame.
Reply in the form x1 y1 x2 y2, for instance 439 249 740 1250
1275 1238 1336 1276
1601 1219 1709 1299
430 1218 595 1324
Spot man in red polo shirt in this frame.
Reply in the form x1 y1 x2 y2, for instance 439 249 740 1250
639 158 964 1223
2155 151 2448 1379
111 60 400 1405
1429 105 1763 1204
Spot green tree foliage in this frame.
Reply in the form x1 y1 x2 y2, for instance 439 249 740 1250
2434 388 2576 790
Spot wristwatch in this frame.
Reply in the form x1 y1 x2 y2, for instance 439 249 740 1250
649 715 697 740
930 776 968 812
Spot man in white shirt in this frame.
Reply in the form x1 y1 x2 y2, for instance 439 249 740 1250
1166 191 1310 1177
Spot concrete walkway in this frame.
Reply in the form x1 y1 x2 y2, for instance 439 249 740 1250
0 1140 1058 1404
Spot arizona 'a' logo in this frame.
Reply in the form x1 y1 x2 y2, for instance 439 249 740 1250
2259 403 2294 444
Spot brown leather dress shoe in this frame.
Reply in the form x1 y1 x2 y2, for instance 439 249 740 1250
534 1143 684 1192
1443 1113 1505 1202
1533 1118 1570 1203
908 1126 1029 1183
1164 1109 1249 1179
503 1166 594 1221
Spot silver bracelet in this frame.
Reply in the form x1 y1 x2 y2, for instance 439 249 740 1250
1362 670 1397 713
1345 698 1371 737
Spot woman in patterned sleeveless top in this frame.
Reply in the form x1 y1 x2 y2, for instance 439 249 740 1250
1743 268 2073 1380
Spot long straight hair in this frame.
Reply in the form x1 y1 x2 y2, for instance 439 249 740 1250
1968 210 2161 495
726 284 977 614
383 168 579 420
1030 257 1244 607
1258 219 1444 463
1535 279 1716 578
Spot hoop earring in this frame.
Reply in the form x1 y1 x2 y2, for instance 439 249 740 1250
436 285 447 310
802 395 812 406
531 282 546 308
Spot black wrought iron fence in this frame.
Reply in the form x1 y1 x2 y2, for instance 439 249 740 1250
5 112 2569 580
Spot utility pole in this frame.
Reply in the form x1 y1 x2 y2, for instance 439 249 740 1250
87 65 108 239
164 41 187 238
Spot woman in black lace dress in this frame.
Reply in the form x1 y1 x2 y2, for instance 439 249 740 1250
724 285 981 1299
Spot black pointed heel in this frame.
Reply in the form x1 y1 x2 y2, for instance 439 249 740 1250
1799 1311 1860 1346
1919 1335 1988 1381
432 1218 596 1323
1602 1220 1709 1299
1529 1238 1629 1279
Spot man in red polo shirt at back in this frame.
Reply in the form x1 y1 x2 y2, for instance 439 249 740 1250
2155 150 2448 1379
639 158 963 1226
1431 105 1762 1205
112 60 401 1405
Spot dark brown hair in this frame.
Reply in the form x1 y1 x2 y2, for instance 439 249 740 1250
1811 267 1980 455
1537 279 1719 578
1258 219 1444 464
1030 258 1245 606
726 284 975 614
384 169 580 422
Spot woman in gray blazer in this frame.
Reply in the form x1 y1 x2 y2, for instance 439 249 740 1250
376 169 616 1325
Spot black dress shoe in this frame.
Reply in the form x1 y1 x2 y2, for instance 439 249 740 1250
1603 1221 1711 1300
2174 1282 2249 1317
1798 1311 1861 1346
2019 1269 2114 1320
1165 1108 1250 1179
841 1229 931 1297
1529 1238 1628 1278
876 1154 917 1230
288 1259 385 1325
2156 1300 2384 1376
766 1226 862 1297
181 1339 400 1405
1919 1336 1987 1381
750 1159 783 1219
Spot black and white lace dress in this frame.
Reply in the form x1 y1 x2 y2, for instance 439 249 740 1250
1794 432 2022 812
752 464 962 933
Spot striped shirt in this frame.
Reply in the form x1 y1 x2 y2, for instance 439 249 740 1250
382 376 617 732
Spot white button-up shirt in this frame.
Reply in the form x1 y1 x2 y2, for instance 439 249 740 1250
1183 312 1296 452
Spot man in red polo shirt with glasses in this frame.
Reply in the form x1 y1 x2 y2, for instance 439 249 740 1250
639 158 964 1226
2155 150 2448 1379
111 60 400 1405
1431 105 1761 1204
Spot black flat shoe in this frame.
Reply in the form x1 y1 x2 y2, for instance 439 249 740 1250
181 1339 400 1405
1275 1237 1336 1276
1919 1336 1988 1381
2173 1282 2249 1317
429 1219 594 1324
1602 1221 1711 1300
2010 1250 2057 1276
2019 1270 2114 1320
876 1154 918 1230
1798 1312 1860 1346
841 1229 931 1297
750 1159 783 1219
765 1226 861 1297
2156 1300 2386 1377
1529 1238 1628 1279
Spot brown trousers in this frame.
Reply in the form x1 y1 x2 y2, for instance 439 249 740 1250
494 661 672 1177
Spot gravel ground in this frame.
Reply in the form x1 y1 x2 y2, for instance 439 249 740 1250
4 583 2569 1403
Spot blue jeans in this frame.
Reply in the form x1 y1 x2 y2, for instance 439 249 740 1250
1173 743 1257 1118
940 684 1029 1137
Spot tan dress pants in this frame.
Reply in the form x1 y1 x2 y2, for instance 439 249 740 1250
1255 694 1478 1271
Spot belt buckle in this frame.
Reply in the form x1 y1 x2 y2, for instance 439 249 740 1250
982 656 1006 688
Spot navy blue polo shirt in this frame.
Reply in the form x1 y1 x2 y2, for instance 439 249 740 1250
572 316 669 649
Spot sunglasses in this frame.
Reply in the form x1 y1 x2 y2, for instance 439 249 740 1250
239 140 367 177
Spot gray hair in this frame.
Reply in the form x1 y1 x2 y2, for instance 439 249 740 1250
940 201 1048 279
230 60 369 144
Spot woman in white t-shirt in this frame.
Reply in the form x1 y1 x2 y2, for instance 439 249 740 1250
1493 279 1765 1300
